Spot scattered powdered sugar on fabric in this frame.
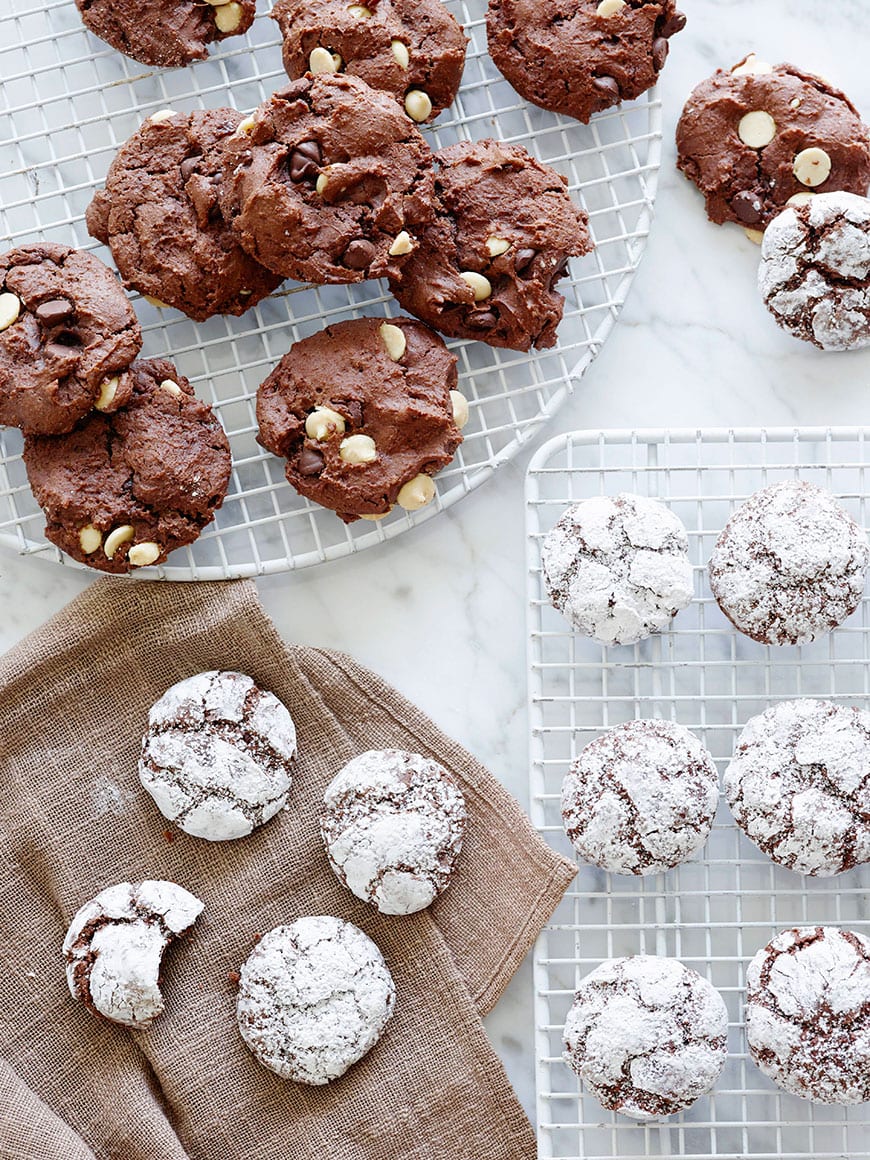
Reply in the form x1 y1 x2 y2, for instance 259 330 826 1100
561 720 719 875
725 698 870 876
541 494 694 646
563 955 728 1119
236 916 396 1085
321 749 466 915
745 926 870 1105
89 774 136 819
708 481 869 646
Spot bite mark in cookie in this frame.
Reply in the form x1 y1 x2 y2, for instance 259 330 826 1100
74 0 256 68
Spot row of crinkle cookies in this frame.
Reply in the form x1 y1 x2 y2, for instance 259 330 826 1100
61 670 467 1086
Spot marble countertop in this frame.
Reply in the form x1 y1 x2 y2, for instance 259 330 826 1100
3 0 869 1135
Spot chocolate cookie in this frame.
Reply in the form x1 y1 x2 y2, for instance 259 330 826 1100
745 927 870 1105
257 317 464 522
271 0 466 124
759 192 870 350
0 244 142 436
487 0 685 124
23 358 231 574
75 0 255 69
708 481 869 646
87 109 282 322
677 56 870 232
563 956 728 1119
388 139 591 351
220 74 434 284
725 699 870 877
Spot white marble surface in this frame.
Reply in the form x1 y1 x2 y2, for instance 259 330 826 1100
3 0 870 1136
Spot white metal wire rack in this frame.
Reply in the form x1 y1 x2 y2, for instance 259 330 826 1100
526 427 870 1160
0 0 661 579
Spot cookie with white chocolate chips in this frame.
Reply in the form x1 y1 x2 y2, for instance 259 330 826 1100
0 244 142 436
272 0 466 123
677 56 870 234
74 0 255 68
23 358 231 573
256 316 463 522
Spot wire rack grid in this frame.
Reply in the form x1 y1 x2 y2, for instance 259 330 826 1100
0 0 661 579
526 427 870 1160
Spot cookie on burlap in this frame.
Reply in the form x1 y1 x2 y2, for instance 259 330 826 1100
563 956 728 1118
63 881 204 1028
745 926 870 1105
708 481 869 645
0 243 142 436
725 699 870 877
542 493 694 646
562 720 719 875
74 0 255 68
23 358 231 574
321 749 466 915
237 916 397 1084
139 671 298 842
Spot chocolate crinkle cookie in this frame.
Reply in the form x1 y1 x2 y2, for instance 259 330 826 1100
759 191 870 351
708 481 869 646
388 139 592 351
272 0 467 124
257 317 464 522
63 880 203 1028
563 956 728 1119
562 720 719 875
677 56 870 231
75 0 255 69
237 916 396 1084
23 358 231 574
745 926 870 1105
725 699 870 877
0 243 142 436
487 0 685 124
542 494 694 646
321 749 467 915
140 671 298 842
87 109 282 322
220 73 435 285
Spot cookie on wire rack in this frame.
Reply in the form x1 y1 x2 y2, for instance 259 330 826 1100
74 0 256 68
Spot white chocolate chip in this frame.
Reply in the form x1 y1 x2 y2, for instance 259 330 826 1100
486 237 511 257
236 115 257 135
738 110 777 149
148 109 178 124
391 40 409 69
596 0 626 15
450 389 469 429
0 292 21 333
104 525 135 560
389 231 414 256
793 146 832 187
160 379 182 395
744 227 765 245
315 170 330 195
214 2 243 33
379 323 406 362
78 525 102 555
790 97 802 109
397 473 435 511
787 191 816 207
459 271 492 302
339 434 377 465
94 377 119 412
360 510 390 521
309 46 341 74
347 4 372 15
731 54 773 78
305 406 346 441
128 542 161 568
404 90 433 123
143 295 170 308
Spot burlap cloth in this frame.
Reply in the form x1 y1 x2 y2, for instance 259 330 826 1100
0 580 574 1160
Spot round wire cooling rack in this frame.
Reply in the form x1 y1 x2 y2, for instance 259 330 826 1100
0 0 662 579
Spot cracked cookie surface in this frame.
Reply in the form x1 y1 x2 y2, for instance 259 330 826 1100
87 109 282 322
542 493 694 646
562 720 719 875
321 748 466 915
745 926 870 1104
487 0 685 123
0 243 142 436
708 481 869 646
23 357 231 574
237 916 397 1084
140 670 298 842
75 0 255 68
725 699 870 876
563 955 728 1119
63 880 204 1028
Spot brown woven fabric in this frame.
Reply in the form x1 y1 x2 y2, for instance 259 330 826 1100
0 580 574 1160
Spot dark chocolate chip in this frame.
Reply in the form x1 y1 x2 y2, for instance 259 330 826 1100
340 400 363 427
34 298 73 326
732 190 765 225
298 446 325 476
652 37 669 71
289 139 322 182
342 239 376 270
45 341 79 360
661 11 687 36
552 257 570 282
465 311 498 331
593 76 620 100
515 248 537 274
180 156 201 183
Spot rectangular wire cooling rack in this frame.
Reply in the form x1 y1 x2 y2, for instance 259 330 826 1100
526 428 870 1160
